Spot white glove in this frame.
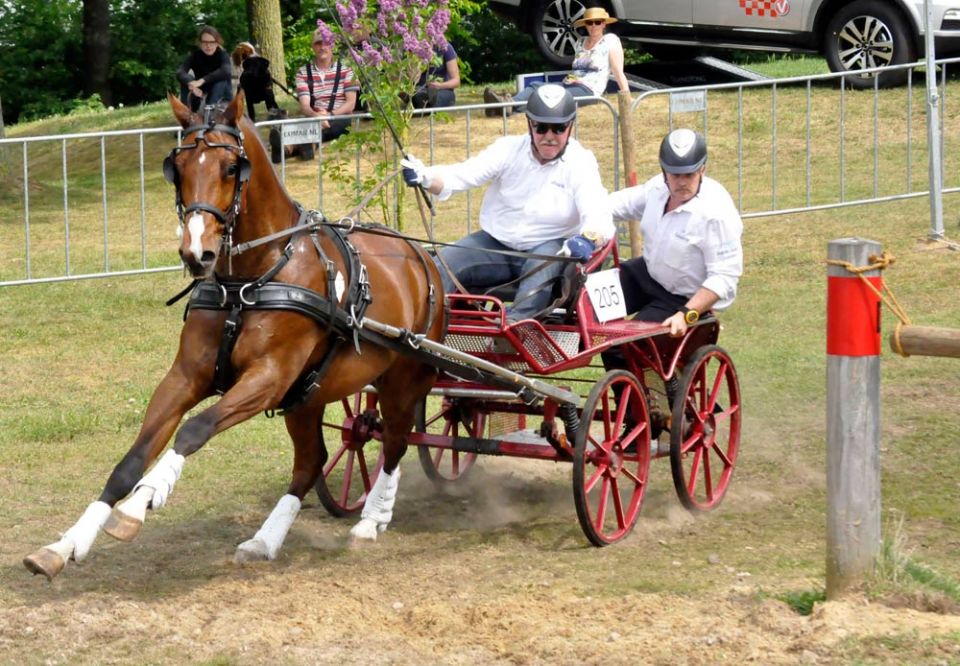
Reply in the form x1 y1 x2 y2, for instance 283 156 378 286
400 155 432 189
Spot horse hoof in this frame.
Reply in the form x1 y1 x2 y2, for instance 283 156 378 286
102 510 143 542
349 518 380 544
23 548 65 581
233 538 272 563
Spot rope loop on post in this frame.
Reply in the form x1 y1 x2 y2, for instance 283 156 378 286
825 251 913 357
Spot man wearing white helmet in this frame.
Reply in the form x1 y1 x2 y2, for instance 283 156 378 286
607 128 743 338
401 83 615 322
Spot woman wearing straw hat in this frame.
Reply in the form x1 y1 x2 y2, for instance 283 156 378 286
565 7 630 97
484 6 629 114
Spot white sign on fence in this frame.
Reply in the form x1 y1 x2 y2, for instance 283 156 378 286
669 90 706 114
282 122 322 146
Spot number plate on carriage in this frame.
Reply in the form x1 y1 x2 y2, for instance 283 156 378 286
585 269 626 323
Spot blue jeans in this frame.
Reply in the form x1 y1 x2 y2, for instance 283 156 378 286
434 230 565 321
412 87 455 109
179 78 233 112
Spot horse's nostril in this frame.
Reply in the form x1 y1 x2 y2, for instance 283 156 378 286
200 251 217 265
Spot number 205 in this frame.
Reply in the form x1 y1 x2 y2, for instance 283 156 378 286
591 286 621 309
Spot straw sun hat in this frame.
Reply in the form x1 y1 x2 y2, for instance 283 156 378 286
573 7 617 28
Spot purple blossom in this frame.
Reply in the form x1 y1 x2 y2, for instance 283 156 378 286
314 20 335 47
359 42 382 66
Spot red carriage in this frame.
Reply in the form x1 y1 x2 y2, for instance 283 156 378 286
315 237 742 546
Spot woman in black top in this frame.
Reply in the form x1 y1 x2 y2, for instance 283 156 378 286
176 25 233 112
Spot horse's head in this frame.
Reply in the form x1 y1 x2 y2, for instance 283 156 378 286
166 92 253 278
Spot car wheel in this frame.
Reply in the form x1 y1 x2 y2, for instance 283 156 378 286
531 0 588 67
824 0 915 88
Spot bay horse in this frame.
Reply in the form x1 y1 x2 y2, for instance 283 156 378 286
24 92 446 580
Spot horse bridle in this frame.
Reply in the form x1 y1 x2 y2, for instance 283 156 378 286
163 106 252 264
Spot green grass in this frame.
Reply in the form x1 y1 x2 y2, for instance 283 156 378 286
777 587 827 615
732 53 830 79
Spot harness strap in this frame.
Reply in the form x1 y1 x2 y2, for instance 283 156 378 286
214 305 243 394
276 338 344 412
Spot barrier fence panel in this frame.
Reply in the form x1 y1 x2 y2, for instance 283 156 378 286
6 56 959 290
0 99 620 287
630 57 960 223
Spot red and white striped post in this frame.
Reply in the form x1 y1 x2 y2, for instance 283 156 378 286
826 237 882 598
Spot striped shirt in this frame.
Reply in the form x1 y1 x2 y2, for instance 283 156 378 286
295 60 359 112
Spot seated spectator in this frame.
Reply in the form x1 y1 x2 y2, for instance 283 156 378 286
231 41 281 122
176 25 233 112
412 42 460 109
483 6 629 116
270 23 359 164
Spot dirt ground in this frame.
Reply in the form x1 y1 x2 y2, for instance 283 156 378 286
4 457 960 666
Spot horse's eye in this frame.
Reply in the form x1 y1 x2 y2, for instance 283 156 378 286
226 163 238 176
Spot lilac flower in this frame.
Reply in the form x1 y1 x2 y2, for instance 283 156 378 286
314 20 335 47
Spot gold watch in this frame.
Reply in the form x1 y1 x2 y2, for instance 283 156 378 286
681 306 699 325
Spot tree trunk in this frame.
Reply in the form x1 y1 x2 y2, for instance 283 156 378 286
247 0 288 89
82 0 113 105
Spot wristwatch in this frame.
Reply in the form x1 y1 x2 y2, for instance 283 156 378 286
681 306 699 325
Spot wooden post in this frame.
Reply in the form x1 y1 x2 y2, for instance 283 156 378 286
617 91 641 259
891 325 960 358
826 237 882 598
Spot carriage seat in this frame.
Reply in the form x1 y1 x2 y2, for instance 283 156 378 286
445 238 615 328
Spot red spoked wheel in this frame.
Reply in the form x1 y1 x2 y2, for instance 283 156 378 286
415 396 480 485
314 391 383 517
669 345 742 512
573 370 651 547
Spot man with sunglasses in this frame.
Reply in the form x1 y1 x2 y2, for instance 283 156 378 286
401 84 614 322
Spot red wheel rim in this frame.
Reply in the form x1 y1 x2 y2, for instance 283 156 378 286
574 371 651 546
671 346 741 512
315 392 383 516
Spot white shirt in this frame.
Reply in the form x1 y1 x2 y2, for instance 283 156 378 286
427 135 615 252
608 174 743 310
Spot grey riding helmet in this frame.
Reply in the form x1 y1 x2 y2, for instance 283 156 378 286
525 84 577 123
659 129 707 174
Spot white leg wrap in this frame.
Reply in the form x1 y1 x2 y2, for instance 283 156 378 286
133 449 185 509
244 494 301 561
115 485 153 525
350 468 401 540
59 501 112 562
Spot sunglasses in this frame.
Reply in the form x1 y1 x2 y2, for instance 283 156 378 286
585 20 606 26
533 121 570 135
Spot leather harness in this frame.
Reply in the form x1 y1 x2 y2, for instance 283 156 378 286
166 109 444 412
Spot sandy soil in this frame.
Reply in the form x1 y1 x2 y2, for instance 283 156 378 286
4 458 960 666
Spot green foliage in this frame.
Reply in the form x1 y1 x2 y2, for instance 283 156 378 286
0 0 83 122
0 0 545 125
0 0 249 125
455 7 546 82
776 588 826 615
110 0 240 105
876 534 960 604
